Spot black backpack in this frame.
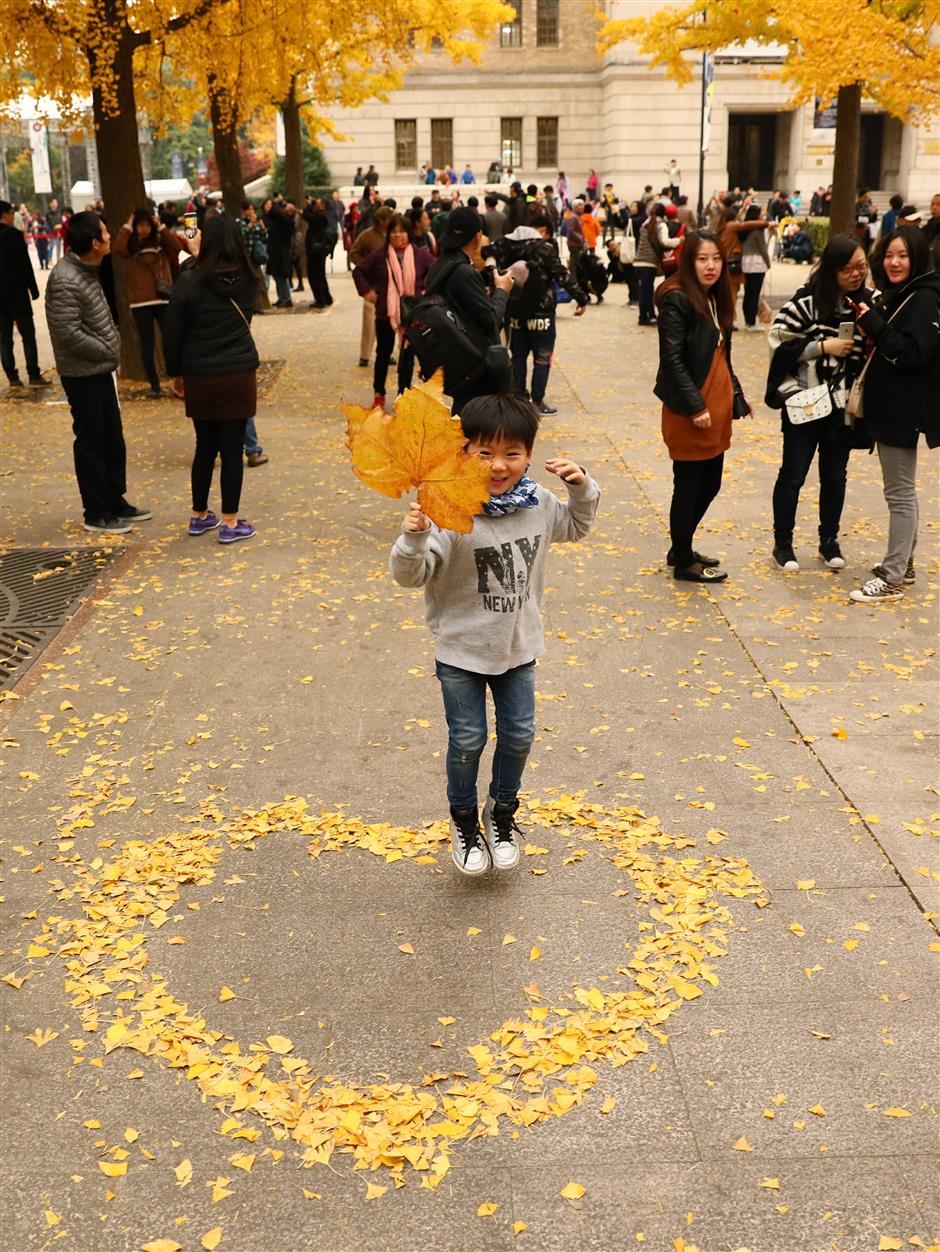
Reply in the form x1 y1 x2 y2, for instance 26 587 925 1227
401 257 485 386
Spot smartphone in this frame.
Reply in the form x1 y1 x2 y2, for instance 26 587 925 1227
838 321 854 339
183 212 198 239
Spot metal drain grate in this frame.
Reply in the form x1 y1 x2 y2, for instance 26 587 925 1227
0 547 116 690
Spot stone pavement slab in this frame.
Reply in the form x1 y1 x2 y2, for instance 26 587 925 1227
1 265 937 1251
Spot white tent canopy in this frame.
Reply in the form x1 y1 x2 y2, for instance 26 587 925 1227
69 177 193 202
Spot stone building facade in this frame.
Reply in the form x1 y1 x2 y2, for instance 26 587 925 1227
318 0 940 206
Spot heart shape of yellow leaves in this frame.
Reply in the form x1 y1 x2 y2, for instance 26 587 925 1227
28 792 763 1196
343 373 491 533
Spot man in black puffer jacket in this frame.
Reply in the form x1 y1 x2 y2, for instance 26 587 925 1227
45 211 151 535
486 216 587 414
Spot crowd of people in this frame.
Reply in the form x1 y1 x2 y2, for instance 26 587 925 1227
1 177 938 609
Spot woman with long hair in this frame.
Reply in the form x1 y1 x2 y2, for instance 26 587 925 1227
718 197 769 323
848 225 940 602
353 211 434 408
634 201 669 326
654 230 750 582
163 213 261 544
765 234 874 572
740 202 771 329
113 207 188 396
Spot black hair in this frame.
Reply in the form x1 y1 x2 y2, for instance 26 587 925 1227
807 233 866 324
744 203 762 222
411 195 424 210
484 194 497 208
467 196 479 208
0 199 12 216
127 207 158 253
66 211 105 255
526 183 538 196
889 193 904 211
678 195 688 206
460 393 540 450
189 212 261 286
870 224 933 293
528 212 553 236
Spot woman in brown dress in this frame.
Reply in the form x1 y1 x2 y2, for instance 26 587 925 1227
654 230 751 582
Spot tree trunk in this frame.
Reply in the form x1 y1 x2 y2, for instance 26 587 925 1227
208 77 244 215
829 82 861 240
90 28 148 380
282 80 304 205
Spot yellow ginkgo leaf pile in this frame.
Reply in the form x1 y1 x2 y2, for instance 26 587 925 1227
20 784 764 1193
343 372 491 533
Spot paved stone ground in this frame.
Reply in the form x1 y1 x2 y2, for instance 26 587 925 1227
1 260 938 1252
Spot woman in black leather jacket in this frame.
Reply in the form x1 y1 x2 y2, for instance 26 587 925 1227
654 230 749 583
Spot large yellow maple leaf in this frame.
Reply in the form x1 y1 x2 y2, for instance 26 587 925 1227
343 374 491 534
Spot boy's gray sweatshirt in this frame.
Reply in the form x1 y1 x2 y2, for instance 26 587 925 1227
389 476 600 675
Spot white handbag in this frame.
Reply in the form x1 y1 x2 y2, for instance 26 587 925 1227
785 382 832 424
620 220 636 264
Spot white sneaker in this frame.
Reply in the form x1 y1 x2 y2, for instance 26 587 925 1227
482 796 522 871
449 807 490 876
849 577 904 604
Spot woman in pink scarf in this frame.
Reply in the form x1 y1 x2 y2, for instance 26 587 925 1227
353 212 434 409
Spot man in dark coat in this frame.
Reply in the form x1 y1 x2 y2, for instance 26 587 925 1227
0 199 50 389
264 198 296 307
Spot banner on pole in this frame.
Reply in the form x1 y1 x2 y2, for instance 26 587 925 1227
701 54 714 154
29 120 53 194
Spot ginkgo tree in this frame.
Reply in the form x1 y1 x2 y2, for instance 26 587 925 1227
160 0 515 212
599 0 940 237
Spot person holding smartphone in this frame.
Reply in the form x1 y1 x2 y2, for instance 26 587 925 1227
765 235 875 572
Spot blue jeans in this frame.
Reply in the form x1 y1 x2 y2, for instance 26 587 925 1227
435 659 536 809
244 416 262 456
274 275 292 305
511 319 556 404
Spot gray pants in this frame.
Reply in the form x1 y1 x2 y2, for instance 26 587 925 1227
877 442 919 584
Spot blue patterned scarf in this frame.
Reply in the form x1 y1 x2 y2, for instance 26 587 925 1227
482 475 539 516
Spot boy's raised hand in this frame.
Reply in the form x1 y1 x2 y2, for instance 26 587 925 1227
545 458 585 485
402 502 431 533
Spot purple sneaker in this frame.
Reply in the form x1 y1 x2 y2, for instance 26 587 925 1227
189 511 220 536
218 519 256 544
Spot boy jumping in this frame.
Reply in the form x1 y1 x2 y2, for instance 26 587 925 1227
389 393 600 876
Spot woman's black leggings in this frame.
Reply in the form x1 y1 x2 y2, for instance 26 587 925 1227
669 454 725 566
191 419 248 515
132 305 166 391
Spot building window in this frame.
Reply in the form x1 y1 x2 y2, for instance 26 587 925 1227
537 117 558 168
394 119 417 171
499 8 522 48
431 119 453 171
536 0 560 47
500 118 522 169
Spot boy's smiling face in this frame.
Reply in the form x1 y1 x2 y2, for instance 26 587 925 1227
466 434 531 495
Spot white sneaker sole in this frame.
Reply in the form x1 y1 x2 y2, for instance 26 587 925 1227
821 556 845 569
849 589 903 603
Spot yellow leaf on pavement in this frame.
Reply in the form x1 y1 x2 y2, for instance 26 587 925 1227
174 1158 192 1187
878 1239 903 1251
98 1160 127 1177
502 934 517 946
808 1104 826 1117
364 1182 388 1201
141 1242 182 1252
732 1136 753 1152
514 1220 528 1235
477 1202 498 1217
201 1228 223 1250
560 1181 586 1200
265 1035 293 1055
759 1178 780 1189
883 1107 912 1118
218 986 236 1003
398 943 415 955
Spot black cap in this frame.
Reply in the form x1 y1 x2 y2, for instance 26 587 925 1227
442 207 484 250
